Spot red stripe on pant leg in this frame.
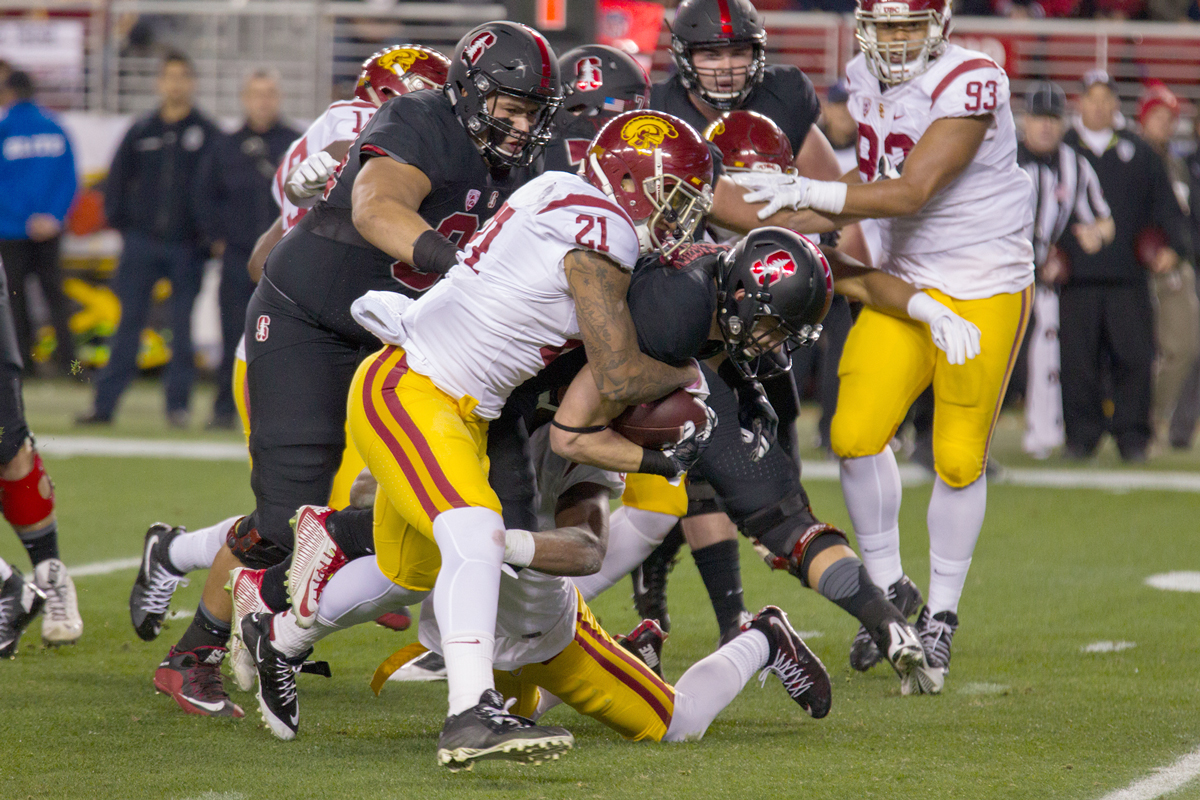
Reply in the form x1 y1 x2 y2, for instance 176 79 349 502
378 356 470 510
360 352 442 521
984 285 1034 457
576 617 674 723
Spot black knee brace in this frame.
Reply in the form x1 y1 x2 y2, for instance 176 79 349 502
742 490 849 587
227 515 291 570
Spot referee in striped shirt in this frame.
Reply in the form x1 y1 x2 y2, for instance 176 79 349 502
1017 81 1114 458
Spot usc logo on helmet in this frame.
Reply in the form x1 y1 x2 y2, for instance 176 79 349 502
620 116 679 154
708 120 726 137
376 48 429 75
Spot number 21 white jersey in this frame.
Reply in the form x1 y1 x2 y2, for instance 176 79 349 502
846 44 1034 299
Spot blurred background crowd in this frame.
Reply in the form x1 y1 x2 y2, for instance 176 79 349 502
1 0 1199 462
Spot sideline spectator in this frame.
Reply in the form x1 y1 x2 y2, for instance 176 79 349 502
78 51 217 428
0 70 78 376
195 69 298 430
1059 70 1190 462
1135 82 1200 447
1169 112 1200 448
1017 81 1113 458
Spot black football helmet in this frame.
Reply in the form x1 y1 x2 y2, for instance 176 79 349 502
670 0 767 111
554 45 650 144
716 227 833 379
445 21 563 167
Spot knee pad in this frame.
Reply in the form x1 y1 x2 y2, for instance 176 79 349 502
226 516 290 569
684 478 721 518
1 451 54 527
742 491 848 587
934 447 984 488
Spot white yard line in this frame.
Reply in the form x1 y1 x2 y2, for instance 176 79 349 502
1096 746 1200 800
800 461 1200 493
38 435 246 461
69 557 142 577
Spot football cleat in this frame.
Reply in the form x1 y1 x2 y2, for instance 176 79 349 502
747 605 832 719
850 575 923 672
916 605 959 673
130 523 187 641
375 608 412 631
286 506 346 629
0 567 46 658
618 619 668 679
437 689 574 771
241 612 306 741
153 645 244 717
33 558 82 646
226 567 269 692
881 620 944 696
388 650 447 683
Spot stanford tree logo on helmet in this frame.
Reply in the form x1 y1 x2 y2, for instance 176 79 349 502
575 57 604 92
750 250 798 288
462 31 497 65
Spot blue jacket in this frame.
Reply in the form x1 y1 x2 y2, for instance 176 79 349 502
0 101 78 240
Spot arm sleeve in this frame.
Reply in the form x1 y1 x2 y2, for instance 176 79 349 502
356 99 443 187
103 124 136 229
928 61 1009 122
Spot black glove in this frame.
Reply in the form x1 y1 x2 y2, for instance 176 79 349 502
638 403 717 478
736 380 778 461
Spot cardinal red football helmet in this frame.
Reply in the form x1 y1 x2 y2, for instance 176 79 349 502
355 45 451 106
704 110 794 175
855 0 951 85
582 110 713 258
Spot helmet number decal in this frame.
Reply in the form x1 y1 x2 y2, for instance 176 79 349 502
574 214 609 253
964 81 998 113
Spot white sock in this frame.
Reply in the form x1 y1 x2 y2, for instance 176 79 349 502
573 507 679 601
663 629 769 742
840 452 904 589
432 506 506 716
0 556 11 581
168 516 238 573
926 475 987 615
269 610 328 659
532 691 563 721
316 555 427 628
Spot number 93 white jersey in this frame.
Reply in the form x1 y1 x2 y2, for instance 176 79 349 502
846 44 1034 300
400 171 641 420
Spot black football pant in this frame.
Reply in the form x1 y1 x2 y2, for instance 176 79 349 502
0 236 75 375
1059 281 1154 457
0 266 32 463
212 244 255 420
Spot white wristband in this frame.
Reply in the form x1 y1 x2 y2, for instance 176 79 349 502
808 181 847 215
906 292 948 325
503 529 536 568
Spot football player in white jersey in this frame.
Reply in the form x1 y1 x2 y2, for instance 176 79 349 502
733 0 1035 689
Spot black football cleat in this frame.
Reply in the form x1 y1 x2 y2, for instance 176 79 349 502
241 612 306 741
747 605 832 719
916 605 959 673
153 645 244 717
0 568 46 658
850 574 923 672
437 689 573 771
618 619 668 679
631 525 684 633
130 523 187 641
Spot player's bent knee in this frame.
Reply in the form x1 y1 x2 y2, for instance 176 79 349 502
934 450 984 488
829 414 890 460
0 449 54 528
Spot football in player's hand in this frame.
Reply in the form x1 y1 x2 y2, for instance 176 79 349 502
611 389 709 450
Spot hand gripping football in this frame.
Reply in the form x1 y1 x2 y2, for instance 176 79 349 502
611 388 710 449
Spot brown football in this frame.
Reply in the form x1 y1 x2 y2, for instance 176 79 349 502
611 388 709 449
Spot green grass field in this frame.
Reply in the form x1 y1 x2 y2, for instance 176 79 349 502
2 380 1200 800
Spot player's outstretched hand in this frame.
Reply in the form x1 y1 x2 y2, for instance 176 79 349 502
732 172 812 219
663 403 717 475
906 292 981 366
287 150 341 199
736 380 778 461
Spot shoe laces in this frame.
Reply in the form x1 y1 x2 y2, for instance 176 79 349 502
311 549 347 600
760 650 815 699
186 654 231 702
41 573 75 623
262 647 299 707
920 613 955 667
476 697 529 732
143 561 187 615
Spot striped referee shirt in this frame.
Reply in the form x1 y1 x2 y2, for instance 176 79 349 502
1018 141 1111 268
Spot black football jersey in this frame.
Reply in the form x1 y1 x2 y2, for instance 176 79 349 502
628 248 724 366
651 65 821 160
543 133 590 175
266 89 538 327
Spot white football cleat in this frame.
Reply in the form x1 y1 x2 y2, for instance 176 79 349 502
286 506 345 629
34 559 82 646
885 620 944 696
227 567 268 691
387 650 447 683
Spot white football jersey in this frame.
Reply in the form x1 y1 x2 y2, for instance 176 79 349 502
400 171 641 419
846 45 1034 299
417 424 626 669
272 99 377 233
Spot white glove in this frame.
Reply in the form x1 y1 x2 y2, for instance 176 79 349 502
906 293 982 366
350 290 416 346
683 358 710 403
286 150 341 205
731 172 847 220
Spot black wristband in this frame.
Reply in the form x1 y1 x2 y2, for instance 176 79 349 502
551 419 608 434
638 448 680 478
412 229 459 275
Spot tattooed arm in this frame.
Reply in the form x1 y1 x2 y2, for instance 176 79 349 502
564 248 698 404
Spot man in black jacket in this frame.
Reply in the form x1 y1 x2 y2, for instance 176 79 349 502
80 51 218 427
1059 70 1190 461
195 70 298 429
